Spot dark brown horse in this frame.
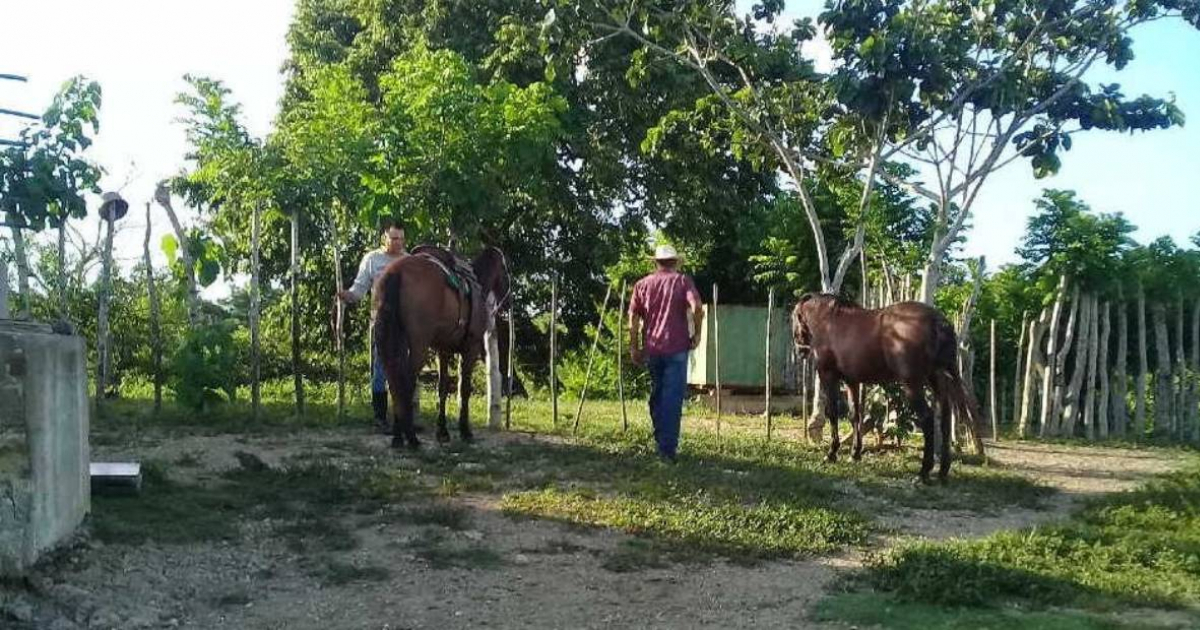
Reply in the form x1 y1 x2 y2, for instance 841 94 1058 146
373 246 510 449
792 293 981 482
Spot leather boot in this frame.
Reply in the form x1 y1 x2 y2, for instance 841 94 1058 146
372 391 391 435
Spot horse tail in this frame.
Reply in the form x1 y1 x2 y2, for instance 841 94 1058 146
931 311 986 456
373 265 409 387
934 364 988 458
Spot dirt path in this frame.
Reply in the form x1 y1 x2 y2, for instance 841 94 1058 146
875 439 1189 542
2 431 1190 630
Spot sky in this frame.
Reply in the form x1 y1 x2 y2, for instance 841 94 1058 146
1 0 1198 293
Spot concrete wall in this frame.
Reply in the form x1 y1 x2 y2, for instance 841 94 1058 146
0 321 90 576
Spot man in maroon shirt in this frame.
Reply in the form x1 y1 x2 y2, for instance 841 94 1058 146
629 245 704 462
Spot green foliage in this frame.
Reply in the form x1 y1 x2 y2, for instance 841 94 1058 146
170 320 240 411
862 465 1200 611
557 300 650 400
0 76 103 230
814 592 1142 630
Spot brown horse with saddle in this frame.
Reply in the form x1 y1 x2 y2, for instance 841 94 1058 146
373 245 510 449
792 293 984 483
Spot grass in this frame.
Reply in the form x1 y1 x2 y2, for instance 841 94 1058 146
832 464 1200 623
813 592 1161 630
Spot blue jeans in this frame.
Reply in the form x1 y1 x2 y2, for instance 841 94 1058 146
371 340 387 394
647 351 689 458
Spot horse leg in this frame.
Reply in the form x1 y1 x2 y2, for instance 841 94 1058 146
436 352 452 444
457 347 480 442
937 389 953 483
847 383 864 462
905 384 935 484
823 376 842 463
385 352 422 450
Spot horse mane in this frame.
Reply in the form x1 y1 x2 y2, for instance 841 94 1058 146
804 292 863 312
472 246 510 309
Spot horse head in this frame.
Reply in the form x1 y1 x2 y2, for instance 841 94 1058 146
792 293 818 353
473 246 511 319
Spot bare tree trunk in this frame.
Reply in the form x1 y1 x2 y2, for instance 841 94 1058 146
143 203 164 413
330 211 346 422
954 257 986 454
1135 284 1149 438
1040 277 1072 437
291 212 305 416
9 219 31 318
1174 298 1186 440
1062 293 1094 437
989 319 997 440
96 215 116 404
1189 298 1199 443
1113 295 1130 437
1097 301 1111 440
1082 296 1101 440
250 202 262 419
0 258 8 319
1012 311 1028 428
57 221 68 319
1019 307 1051 438
1152 303 1172 439
154 183 200 326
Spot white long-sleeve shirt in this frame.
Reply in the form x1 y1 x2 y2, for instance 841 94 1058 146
345 249 403 304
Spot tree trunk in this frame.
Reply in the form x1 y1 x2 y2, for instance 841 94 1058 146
1012 311 1029 428
154 184 201 326
1097 301 1111 440
1082 296 1101 440
57 221 68 320
1112 295 1130 437
1039 277 1072 437
954 257 986 454
291 212 305 416
1135 284 1149 438
144 203 164 413
1152 303 1172 439
0 258 9 319
989 319 997 440
1062 293 1093 437
9 220 31 318
1173 298 1185 440
1019 307 1051 438
96 216 116 404
330 211 346 422
485 318 503 430
1189 298 1199 443
250 202 262 419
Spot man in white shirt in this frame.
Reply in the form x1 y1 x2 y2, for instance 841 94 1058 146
336 219 408 433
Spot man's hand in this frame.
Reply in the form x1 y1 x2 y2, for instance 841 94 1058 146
336 289 354 303
630 346 643 365
690 334 701 350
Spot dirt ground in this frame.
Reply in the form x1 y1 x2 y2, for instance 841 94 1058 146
1 429 1190 630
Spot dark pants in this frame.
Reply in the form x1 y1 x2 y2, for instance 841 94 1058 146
647 351 689 458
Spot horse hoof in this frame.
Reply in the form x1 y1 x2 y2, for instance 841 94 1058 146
436 430 451 444
852 452 863 462
824 454 838 464
390 436 405 449
937 474 949 485
912 475 932 486
460 432 474 443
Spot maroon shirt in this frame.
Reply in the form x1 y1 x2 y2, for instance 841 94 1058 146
629 270 702 356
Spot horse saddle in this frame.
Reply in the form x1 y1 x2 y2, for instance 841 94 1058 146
410 245 487 346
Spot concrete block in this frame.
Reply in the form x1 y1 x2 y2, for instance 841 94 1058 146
0 321 90 576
